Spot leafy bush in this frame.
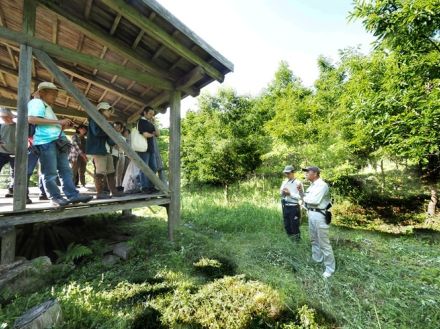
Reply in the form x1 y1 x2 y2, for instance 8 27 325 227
156 275 282 329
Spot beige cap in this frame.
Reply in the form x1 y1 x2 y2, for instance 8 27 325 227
37 81 58 91
97 102 112 111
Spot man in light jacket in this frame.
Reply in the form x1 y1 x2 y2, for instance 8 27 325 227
298 166 335 278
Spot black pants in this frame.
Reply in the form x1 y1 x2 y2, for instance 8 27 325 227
282 204 301 238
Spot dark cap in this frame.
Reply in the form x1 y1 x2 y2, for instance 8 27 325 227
302 166 320 174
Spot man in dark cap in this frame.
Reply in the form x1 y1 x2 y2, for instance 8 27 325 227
298 166 335 278
280 165 303 241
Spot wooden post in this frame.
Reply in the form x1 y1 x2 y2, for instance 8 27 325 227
32 49 169 194
122 209 132 217
168 90 181 240
13 0 36 211
1 226 16 264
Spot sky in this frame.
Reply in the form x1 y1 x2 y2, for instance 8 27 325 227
156 0 375 125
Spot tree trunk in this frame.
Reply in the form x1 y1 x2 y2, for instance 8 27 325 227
380 160 385 194
224 184 229 203
427 185 437 217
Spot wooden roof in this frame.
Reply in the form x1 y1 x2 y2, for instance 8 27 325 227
0 0 233 124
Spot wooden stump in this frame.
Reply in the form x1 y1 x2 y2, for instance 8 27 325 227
13 299 63 329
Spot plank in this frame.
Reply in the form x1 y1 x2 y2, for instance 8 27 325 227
0 198 170 227
33 49 169 194
101 0 225 82
37 0 173 80
168 90 181 240
0 189 167 214
0 27 174 91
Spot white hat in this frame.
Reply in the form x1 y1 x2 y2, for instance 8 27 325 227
0 108 15 117
283 165 294 173
97 102 112 111
37 81 58 91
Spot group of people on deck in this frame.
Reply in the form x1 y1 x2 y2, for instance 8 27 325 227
0 81 161 207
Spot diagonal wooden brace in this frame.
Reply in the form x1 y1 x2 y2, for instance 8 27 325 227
33 49 169 194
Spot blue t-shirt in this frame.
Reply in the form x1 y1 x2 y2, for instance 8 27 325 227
27 98 64 145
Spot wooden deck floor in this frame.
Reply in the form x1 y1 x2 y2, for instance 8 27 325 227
0 186 170 227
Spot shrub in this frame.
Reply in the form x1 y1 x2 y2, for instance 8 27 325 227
157 275 283 329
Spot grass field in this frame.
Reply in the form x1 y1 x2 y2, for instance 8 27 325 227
1 179 439 328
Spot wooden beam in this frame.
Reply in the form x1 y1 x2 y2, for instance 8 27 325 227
127 91 169 123
52 60 147 107
0 226 16 264
101 0 225 82
13 0 36 212
33 49 169 194
84 0 93 19
132 30 144 49
110 13 122 35
176 66 205 90
0 93 87 119
168 90 181 240
138 0 234 72
126 67 203 123
0 26 175 91
52 18 58 44
37 0 174 80
6 45 17 70
0 197 170 227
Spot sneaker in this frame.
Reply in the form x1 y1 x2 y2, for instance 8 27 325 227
322 271 333 279
50 197 69 207
68 194 93 204
26 198 33 204
4 192 13 198
39 194 49 200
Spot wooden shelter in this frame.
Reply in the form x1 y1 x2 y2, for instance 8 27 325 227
0 0 233 264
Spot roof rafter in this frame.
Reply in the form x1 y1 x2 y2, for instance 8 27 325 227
101 0 224 82
0 26 175 90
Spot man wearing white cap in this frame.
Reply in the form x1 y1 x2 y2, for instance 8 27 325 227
0 108 16 198
298 166 335 278
280 165 303 241
86 101 123 199
27 82 92 207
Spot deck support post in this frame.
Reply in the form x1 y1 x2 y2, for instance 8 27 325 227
13 0 36 212
168 90 181 240
0 226 16 265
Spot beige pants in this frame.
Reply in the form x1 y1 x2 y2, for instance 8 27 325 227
308 210 335 274
93 154 115 175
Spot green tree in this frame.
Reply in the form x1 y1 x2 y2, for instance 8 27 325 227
350 0 440 215
181 88 264 199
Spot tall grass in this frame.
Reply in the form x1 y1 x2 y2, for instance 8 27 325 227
1 177 439 328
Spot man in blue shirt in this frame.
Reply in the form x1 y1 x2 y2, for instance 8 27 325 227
28 82 92 207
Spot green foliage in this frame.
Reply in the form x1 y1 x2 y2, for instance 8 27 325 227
156 275 283 329
54 242 93 265
182 88 265 187
1 180 440 328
